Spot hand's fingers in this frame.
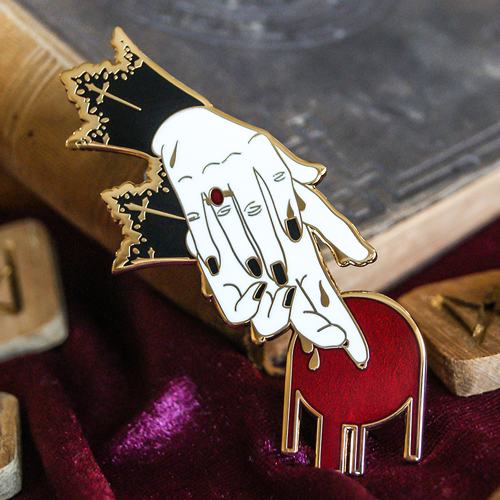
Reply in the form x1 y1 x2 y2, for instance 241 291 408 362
233 282 267 321
199 196 268 324
274 143 326 185
290 280 347 347
283 227 368 362
166 171 222 272
205 190 263 278
292 182 376 265
291 268 368 364
251 286 294 338
198 265 264 324
196 206 264 323
201 194 245 277
342 326 371 368
227 179 288 286
248 134 303 242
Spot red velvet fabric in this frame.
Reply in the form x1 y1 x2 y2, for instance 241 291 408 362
2 212 500 499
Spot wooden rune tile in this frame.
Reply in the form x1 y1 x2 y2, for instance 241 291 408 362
399 270 500 396
0 219 67 361
0 393 21 500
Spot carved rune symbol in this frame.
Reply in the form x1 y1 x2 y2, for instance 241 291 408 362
431 283 500 344
0 246 22 314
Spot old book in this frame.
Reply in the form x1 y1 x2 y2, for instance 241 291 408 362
2 0 500 369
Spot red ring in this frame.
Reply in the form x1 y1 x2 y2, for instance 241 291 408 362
210 187 224 206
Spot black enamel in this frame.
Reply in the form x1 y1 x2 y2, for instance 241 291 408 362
116 174 192 262
286 218 301 241
272 262 288 285
73 61 203 157
247 258 262 277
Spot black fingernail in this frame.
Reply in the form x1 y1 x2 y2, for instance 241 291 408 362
254 283 267 300
284 287 296 308
206 256 219 276
286 217 301 242
247 258 262 278
272 262 288 285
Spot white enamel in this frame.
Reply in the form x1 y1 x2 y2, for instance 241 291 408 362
293 183 370 263
153 107 374 364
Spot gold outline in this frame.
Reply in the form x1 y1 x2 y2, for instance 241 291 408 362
280 387 325 466
252 283 267 301
281 291 426 472
205 255 220 276
250 323 266 344
99 157 194 271
61 27 211 155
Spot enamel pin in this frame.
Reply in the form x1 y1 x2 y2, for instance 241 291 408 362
61 28 426 474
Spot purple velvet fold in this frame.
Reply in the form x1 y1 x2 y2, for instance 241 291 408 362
1 213 499 499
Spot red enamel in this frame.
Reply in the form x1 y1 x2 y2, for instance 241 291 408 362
284 295 424 470
210 188 224 206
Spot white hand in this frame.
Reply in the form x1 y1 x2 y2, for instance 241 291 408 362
252 177 370 365
153 108 318 284
153 107 374 365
